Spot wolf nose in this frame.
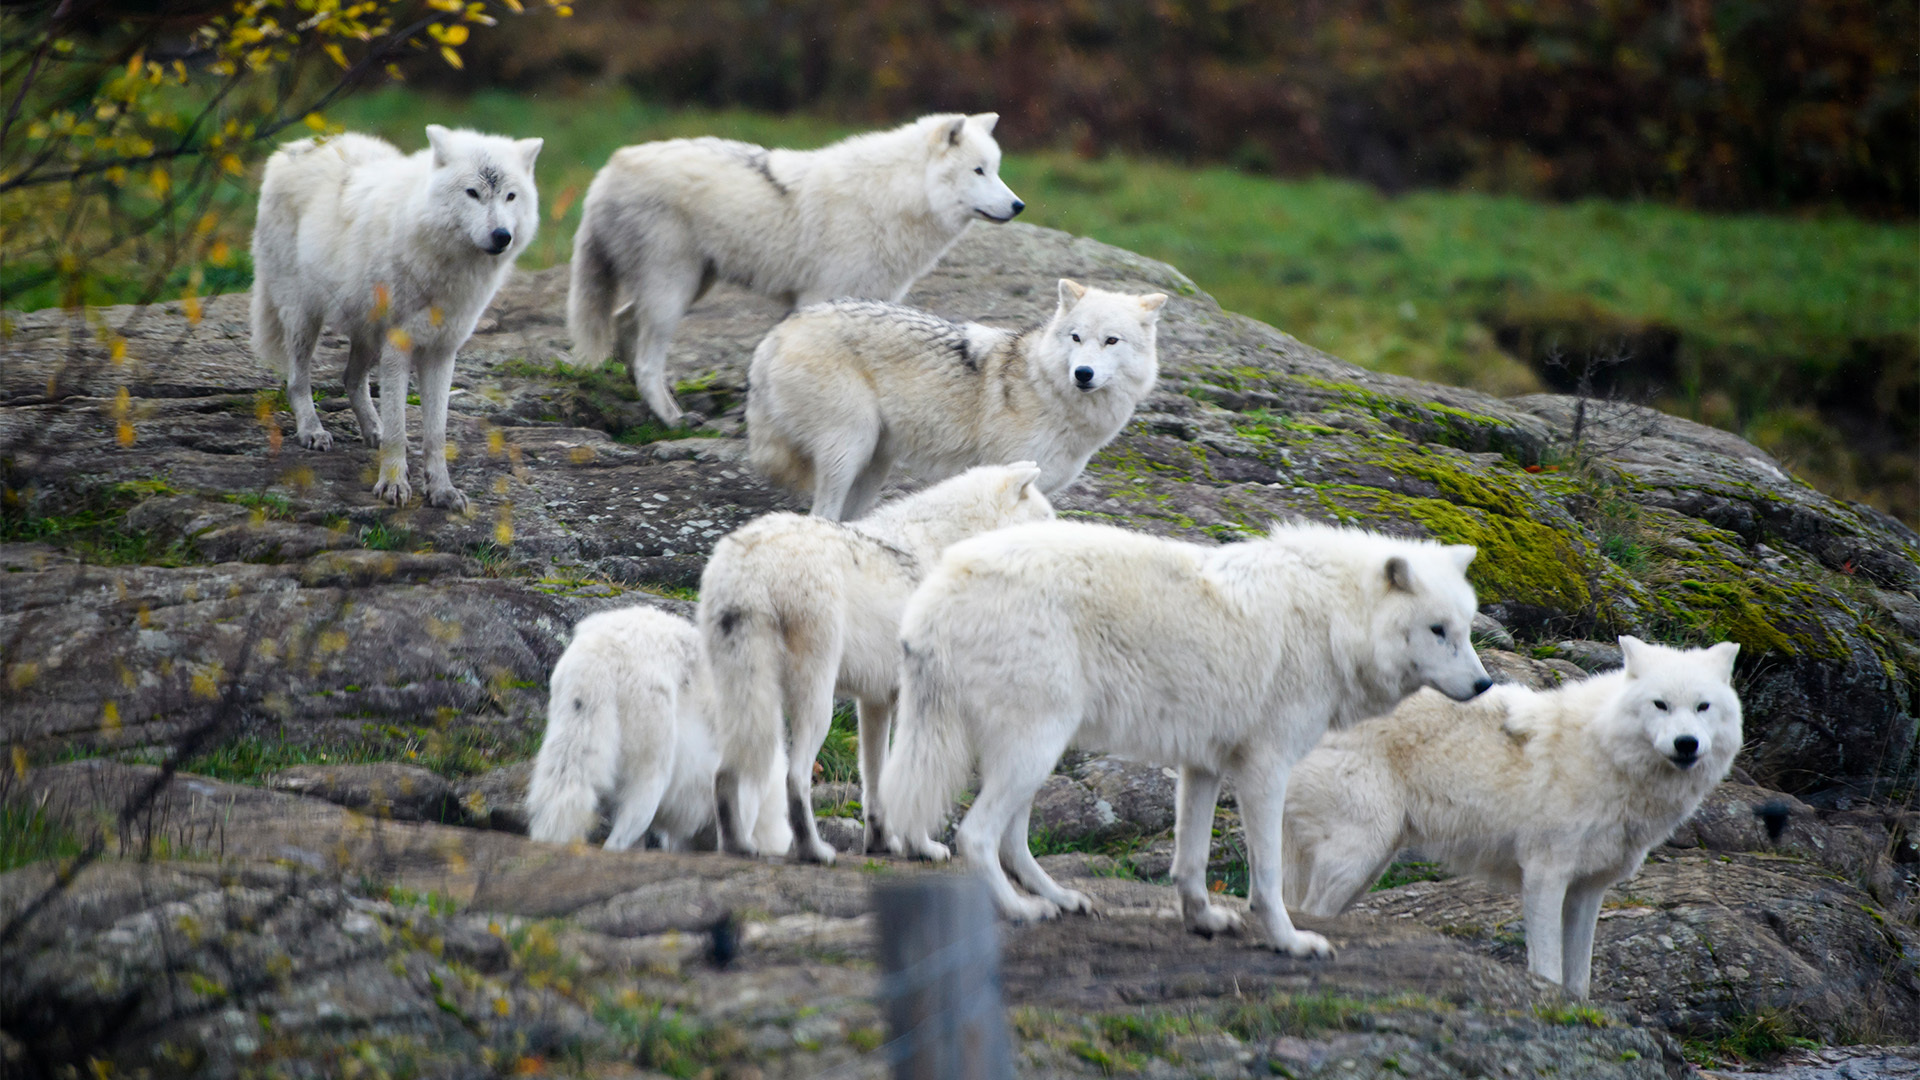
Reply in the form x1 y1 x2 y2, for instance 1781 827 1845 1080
1010 199 1026 216
1471 677 1493 696
1074 366 1094 386
488 228 512 252
1673 735 1699 755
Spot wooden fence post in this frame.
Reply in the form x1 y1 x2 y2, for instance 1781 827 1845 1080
873 874 1013 1080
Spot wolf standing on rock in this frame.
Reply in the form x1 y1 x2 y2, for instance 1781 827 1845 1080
567 113 1023 425
1283 635 1742 997
878 522 1492 955
250 125 540 510
698 463 1055 865
748 280 1165 520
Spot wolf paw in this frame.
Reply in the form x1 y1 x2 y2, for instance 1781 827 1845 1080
1054 888 1099 916
1184 903 1245 938
911 838 951 862
1002 895 1062 924
1271 929 1335 959
425 484 468 512
798 837 838 865
296 427 335 451
372 473 412 506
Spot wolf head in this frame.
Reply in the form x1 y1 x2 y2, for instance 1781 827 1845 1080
1605 636 1742 776
878 461 1055 548
1044 280 1166 397
423 125 542 258
923 113 1023 228
1373 542 1491 703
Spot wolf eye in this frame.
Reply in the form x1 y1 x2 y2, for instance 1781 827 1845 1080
1653 700 1669 711
1429 624 1445 639
1070 333 1081 343
974 166 985 175
465 188 480 199
1104 336 1119 346
505 192 516 201
1696 702 1710 712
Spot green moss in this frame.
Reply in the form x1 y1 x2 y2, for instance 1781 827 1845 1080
1322 485 1597 618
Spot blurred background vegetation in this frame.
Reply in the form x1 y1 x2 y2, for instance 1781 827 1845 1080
4 0 1914 524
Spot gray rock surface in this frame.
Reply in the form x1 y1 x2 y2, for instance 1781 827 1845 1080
3 222 1915 794
4 221 1917 1075
268 761 459 822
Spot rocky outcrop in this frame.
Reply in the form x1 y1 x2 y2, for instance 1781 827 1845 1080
3 222 1916 1073
4 223 1912 795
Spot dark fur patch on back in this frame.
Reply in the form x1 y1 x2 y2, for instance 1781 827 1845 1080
951 336 977 371
717 608 742 636
748 150 789 196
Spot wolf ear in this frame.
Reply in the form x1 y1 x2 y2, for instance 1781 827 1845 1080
1004 461 1043 498
1703 640 1741 682
1058 279 1088 310
943 116 967 148
1138 293 1168 315
425 124 452 168
1617 635 1652 677
970 112 1000 135
1445 544 1478 572
515 137 544 172
1385 555 1415 593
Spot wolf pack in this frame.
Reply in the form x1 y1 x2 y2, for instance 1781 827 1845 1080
248 115 1746 999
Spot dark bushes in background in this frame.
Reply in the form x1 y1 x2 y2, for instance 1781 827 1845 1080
431 0 1916 215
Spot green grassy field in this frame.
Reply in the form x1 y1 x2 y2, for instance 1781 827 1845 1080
8 85 1914 516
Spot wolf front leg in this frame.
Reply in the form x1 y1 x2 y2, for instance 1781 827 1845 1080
371 344 413 505
414 341 468 511
1559 876 1610 998
1520 866 1573 986
1172 765 1243 937
1236 761 1334 958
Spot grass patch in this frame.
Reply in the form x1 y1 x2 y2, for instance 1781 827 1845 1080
179 720 541 784
358 520 421 552
1222 990 1446 1041
1 478 196 567
1534 1002 1614 1028
1683 1008 1823 1066
0 801 86 871
1372 860 1451 890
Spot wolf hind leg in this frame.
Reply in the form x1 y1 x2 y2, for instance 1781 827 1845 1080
280 309 331 450
1173 766 1243 937
623 265 701 425
781 649 842 865
343 331 383 446
603 765 672 852
999 803 1097 915
838 450 897 522
955 720 1074 923
1237 762 1333 957
807 424 880 521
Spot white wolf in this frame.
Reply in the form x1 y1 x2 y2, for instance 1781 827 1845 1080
698 462 1056 865
878 521 1493 956
1282 635 1742 997
567 113 1022 425
251 125 541 510
748 280 1165 520
528 605 790 853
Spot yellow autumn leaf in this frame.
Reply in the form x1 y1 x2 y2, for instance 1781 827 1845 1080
440 45 463 69
149 167 170 195
324 42 349 68
387 327 412 351
181 294 202 324
109 336 127 364
221 153 245 176
428 305 443 327
12 746 27 779
209 240 232 265
303 111 327 131
102 701 121 730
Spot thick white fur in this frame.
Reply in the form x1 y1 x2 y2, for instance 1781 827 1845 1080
1283 635 1742 997
528 605 789 853
878 521 1492 955
748 280 1166 520
568 113 1022 424
250 126 541 510
697 463 1055 864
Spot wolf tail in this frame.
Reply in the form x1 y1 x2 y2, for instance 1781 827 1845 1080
565 209 622 370
527 651 620 845
743 331 816 494
698 588 789 852
249 286 289 375
877 635 972 846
